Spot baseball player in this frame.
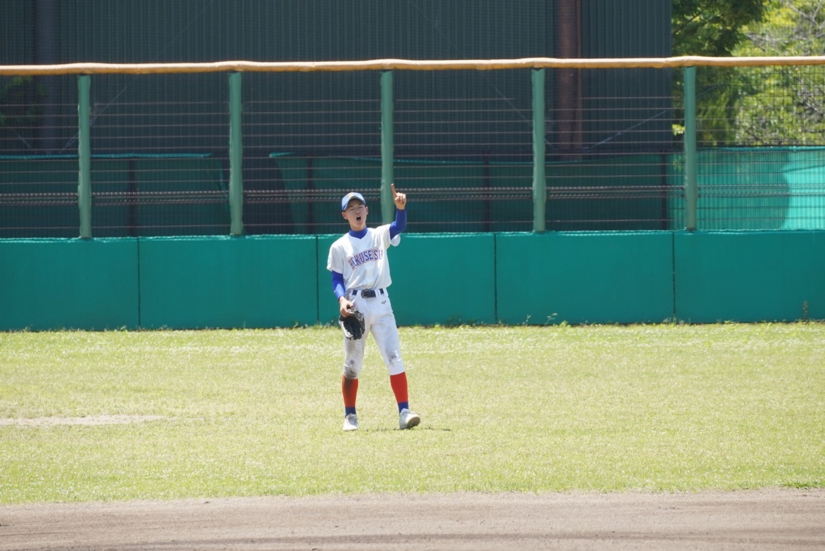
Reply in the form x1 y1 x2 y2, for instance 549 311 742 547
327 184 420 432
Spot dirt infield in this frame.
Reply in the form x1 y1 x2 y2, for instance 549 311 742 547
2 489 824 550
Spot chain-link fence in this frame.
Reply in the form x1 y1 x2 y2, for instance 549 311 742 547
2 61 825 236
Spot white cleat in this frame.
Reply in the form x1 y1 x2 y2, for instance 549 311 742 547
342 413 359 431
399 408 421 430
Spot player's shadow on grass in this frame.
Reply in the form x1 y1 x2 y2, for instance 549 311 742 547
358 426 452 433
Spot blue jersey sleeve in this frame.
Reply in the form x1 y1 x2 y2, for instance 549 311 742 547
331 271 346 300
389 208 407 239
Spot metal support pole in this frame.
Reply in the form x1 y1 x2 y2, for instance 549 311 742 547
532 69 547 233
77 75 92 239
684 66 698 231
229 71 244 236
380 70 394 224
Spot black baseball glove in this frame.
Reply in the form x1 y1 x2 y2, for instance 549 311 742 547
339 309 365 340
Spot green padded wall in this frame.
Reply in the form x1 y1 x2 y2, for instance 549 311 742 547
138 236 317 329
391 234 496 325
3 232 824 330
316 233 496 326
674 231 825 323
0 238 139 330
496 232 675 324
317 235 342 325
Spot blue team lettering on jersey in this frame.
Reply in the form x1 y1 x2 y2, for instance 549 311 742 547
348 247 384 269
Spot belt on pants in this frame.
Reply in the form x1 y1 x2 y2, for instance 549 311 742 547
352 288 385 298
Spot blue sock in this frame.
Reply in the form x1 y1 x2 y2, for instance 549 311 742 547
345 406 356 416
397 401 409 413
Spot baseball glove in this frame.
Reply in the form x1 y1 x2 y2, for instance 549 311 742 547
339 309 365 340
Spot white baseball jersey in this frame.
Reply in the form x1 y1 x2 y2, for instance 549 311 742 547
327 224 394 291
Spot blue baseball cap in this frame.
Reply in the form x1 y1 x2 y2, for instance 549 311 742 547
341 192 366 211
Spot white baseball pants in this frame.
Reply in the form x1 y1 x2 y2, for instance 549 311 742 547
342 289 405 379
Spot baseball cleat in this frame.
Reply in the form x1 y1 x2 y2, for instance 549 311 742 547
398 408 420 430
342 413 359 431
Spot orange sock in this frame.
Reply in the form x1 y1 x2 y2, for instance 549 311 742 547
390 372 409 411
342 376 358 415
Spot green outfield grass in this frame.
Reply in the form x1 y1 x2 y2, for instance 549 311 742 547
1 323 823 504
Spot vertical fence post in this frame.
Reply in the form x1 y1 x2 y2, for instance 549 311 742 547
229 71 244 236
77 75 92 239
532 69 547 233
380 70 394 224
684 66 698 231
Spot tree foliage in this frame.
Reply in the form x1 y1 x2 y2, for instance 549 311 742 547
673 0 770 57
732 0 825 145
672 0 771 146
741 0 825 56
673 0 825 147
0 77 45 129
